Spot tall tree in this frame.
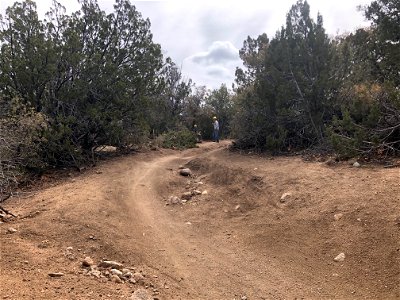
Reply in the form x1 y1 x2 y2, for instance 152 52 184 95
364 0 400 85
233 0 332 150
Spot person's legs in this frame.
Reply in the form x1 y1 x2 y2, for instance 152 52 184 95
216 130 219 143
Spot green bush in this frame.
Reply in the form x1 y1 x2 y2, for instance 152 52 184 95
328 83 400 157
161 129 197 150
0 99 47 195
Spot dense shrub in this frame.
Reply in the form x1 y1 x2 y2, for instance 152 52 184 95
329 83 400 157
161 129 198 150
0 98 47 195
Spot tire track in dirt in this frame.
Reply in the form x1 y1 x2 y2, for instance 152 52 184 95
118 147 296 299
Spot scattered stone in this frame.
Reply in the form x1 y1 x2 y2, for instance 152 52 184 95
179 168 192 176
133 272 145 283
185 222 192 225
235 205 241 210
130 288 152 300
181 192 192 200
7 227 17 234
111 268 123 277
168 196 181 205
82 256 94 267
88 270 101 278
66 246 73 251
98 260 123 269
357 218 362 222
334 253 346 262
353 162 361 168
193 190 202 195
241 296 248 300
110 274 123 283
280 192 292 203
334 213 343 221
48 272 64 277
201 190 208 195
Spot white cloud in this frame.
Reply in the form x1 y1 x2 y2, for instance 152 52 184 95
189 41 239 65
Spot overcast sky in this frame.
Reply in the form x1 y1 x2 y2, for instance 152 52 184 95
1 0 372 89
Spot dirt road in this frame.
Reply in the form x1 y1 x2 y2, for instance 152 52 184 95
1 141 399 299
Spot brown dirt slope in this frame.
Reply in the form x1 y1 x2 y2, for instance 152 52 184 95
0 141 399 299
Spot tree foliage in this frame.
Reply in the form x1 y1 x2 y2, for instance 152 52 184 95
0 0 164 168
0 0 194 195
232 0 399 156
233 0 332 151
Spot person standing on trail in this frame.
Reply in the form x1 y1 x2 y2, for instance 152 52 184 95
212 116 219 143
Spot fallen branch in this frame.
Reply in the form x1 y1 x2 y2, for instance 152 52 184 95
0 205 17 218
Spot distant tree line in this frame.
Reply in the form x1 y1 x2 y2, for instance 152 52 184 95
232 0 399 157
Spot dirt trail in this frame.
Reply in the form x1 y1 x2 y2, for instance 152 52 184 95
1 141 399 299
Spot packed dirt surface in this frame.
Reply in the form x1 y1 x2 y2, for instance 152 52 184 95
1 141 399 300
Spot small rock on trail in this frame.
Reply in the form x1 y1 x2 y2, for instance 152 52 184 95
82 256 94 267
6 227 17 234
353 162 361 168
111 268 123 277
98 260 123 269
168 196 181 205
334 213 344 221
181 192 192 200
280 192 292 203
130 288 152 300
110 274 123 283
132 272 145 283
179 168 192 176
334 252 346 262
